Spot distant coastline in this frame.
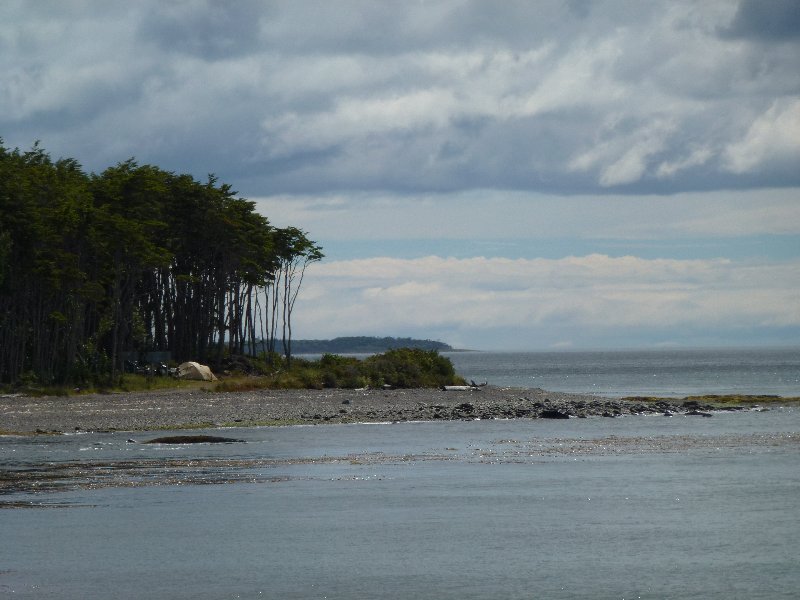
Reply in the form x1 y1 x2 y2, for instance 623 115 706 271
290 336 454 354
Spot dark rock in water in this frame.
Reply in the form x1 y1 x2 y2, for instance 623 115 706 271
685 410 713 417
540 409 570 419
145 435 245 444
602 411 615 418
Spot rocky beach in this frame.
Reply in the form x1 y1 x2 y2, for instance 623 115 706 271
0 386 740 435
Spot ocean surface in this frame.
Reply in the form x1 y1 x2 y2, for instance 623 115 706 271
2 347 800 599
444 347 800 398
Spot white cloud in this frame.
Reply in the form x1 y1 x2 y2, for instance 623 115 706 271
254 187 800 242
291 254 800 348
656 147 713 178
723 99 800 174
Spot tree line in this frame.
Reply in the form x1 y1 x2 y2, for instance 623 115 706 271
0 141 322 386
288 337 453 354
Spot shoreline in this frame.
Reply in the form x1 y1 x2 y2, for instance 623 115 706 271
0 386 790 435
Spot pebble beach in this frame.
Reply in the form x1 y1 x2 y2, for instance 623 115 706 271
0 386 722 435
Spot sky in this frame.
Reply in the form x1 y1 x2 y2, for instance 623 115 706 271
2 0 799 350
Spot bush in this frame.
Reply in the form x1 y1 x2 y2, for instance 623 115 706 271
252 348 462 390
361 348 462 388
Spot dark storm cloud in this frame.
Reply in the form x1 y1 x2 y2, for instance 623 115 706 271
1 1 798 196
257 1 593 55
722 0 800 41
140 0 265 59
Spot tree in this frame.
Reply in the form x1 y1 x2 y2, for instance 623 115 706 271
274 227 324 365
0 140 323 386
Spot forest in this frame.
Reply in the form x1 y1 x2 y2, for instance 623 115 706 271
0 141 322 386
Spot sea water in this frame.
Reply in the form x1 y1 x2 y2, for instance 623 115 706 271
2 408 799 599
444 347 800 397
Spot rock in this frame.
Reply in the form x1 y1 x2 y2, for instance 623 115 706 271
685 410 713 417
540 409 570 419
144 435 245 444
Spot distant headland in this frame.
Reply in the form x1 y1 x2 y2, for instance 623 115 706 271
291 336 454 354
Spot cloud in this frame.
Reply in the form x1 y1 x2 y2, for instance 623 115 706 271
721 0 800 41
291 254 800 348
139 0 265 59
656 147 713 178
723 99 800 174
254 187 800 242
1 1 797 349
2 1 798 195
569 118 677 187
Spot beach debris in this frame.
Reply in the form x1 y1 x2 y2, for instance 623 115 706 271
442 385 480 391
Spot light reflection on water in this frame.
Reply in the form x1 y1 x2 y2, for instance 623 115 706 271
2 410 799 599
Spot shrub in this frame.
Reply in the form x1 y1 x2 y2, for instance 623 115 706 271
361 348 462 388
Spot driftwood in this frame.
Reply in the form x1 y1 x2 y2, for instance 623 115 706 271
441 380 488 391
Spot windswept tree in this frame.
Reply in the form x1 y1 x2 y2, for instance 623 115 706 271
274 227 324 365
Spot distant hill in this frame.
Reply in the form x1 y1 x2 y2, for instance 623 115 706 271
291 336 453 354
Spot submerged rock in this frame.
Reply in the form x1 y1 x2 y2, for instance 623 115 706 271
539 409 570 419
144 435 245 444
685 410 713 417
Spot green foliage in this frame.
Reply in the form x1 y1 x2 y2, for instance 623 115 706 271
215 349 464 391
361 348 460 388
318 353 368 388
0 141 322 386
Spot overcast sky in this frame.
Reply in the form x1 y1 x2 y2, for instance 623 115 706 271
2 0 798 349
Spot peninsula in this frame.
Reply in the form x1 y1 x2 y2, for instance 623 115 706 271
288 336 454 354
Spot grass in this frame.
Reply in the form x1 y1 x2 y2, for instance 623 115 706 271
2 348 465 396
1 374 211 397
